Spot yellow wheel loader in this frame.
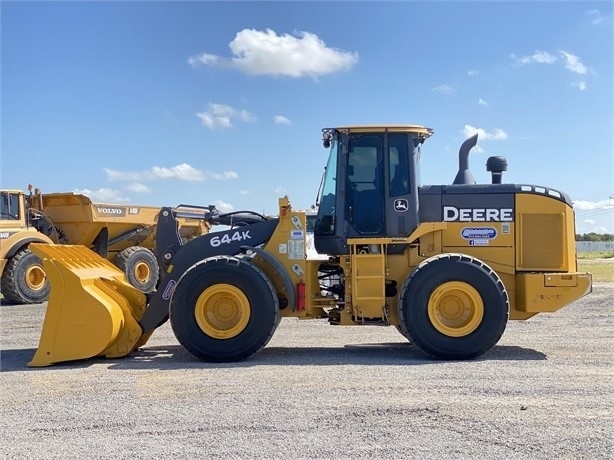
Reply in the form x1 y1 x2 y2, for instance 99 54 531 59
28 125 592 366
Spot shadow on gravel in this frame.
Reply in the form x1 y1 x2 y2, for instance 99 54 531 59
0 343 546 372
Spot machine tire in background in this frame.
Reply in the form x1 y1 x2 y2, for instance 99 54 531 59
398 253 509 360
115 246 160 293
1 247 50 305
170 255 280 363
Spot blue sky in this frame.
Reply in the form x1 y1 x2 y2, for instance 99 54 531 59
2 1 613 233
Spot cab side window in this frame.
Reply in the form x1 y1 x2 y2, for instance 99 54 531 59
388 134 409 197
0 193 20 220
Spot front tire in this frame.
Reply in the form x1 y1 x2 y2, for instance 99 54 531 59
398 253 509 359
170 256 280 362
1 247 49 304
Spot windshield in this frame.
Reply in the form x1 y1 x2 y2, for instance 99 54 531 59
315 137 338 236
0 192 20 220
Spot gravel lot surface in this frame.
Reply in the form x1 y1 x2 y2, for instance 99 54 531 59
1 284 612 459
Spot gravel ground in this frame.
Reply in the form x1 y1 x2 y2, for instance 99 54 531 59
1 284 612 459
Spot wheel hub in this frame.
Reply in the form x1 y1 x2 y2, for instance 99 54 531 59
195 284 250 339
133 261 151 284
428 281 484 337
25 265 46 291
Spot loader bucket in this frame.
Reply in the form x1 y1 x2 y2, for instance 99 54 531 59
28 244 149 367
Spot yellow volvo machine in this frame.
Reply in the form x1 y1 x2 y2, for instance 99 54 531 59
27 125 592 366
0 188 210 304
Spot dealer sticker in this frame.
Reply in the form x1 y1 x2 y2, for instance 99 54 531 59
461 227 497 240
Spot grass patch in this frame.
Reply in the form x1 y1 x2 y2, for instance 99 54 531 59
577 259 613 283
577 251 614 282
577 251 614 260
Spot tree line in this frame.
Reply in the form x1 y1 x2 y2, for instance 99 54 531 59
575 233 614 242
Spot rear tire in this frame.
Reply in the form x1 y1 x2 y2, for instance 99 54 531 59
398 253 509 359
170 256 280 362
115 246 159 293
1 247 49 305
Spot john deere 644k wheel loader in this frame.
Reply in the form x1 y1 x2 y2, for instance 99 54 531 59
27 125 592 366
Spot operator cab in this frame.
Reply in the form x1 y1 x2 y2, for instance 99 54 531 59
314 125 433 255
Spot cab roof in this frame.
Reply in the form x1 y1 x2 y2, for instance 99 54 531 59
330 124 434 138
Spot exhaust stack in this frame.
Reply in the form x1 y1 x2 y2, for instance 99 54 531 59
453 134 478 185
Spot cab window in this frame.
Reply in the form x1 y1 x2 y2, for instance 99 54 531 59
0 192 20 220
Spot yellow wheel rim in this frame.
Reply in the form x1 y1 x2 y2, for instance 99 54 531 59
133 261 151 284
428 281 484 337
195 284 250 339
25 265 46 291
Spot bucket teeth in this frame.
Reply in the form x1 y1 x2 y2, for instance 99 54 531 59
28 244 149 367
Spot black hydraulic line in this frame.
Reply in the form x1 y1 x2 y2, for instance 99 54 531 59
107 226 152 247
216 211 269 226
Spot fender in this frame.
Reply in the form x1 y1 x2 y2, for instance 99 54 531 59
0 230 54 265
243 246 297 312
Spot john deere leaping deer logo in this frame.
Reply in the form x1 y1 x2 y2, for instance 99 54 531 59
394 199 408 212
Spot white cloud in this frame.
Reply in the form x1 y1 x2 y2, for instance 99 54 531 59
73 188 130 202
462 125 508 141
558 50 588 74
187 53 218 67
274 115 292 125
275 186 287 195
104 163 205 182
570 81 587 91
103 169 141 181
126 183 151 193
432 84 454 94
586 9 603 25
208 103 234 117
511 49 558 66
573 199 612 211
196 112 230 129
478 98 489 106
240 109 257 122
239 190 249 195
151 164 204 181
188 28 359 78
511 49 590 76
196 103 255 129
580 220 609 233
207 170 238 180
467 70 479 77
213 200 235 213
